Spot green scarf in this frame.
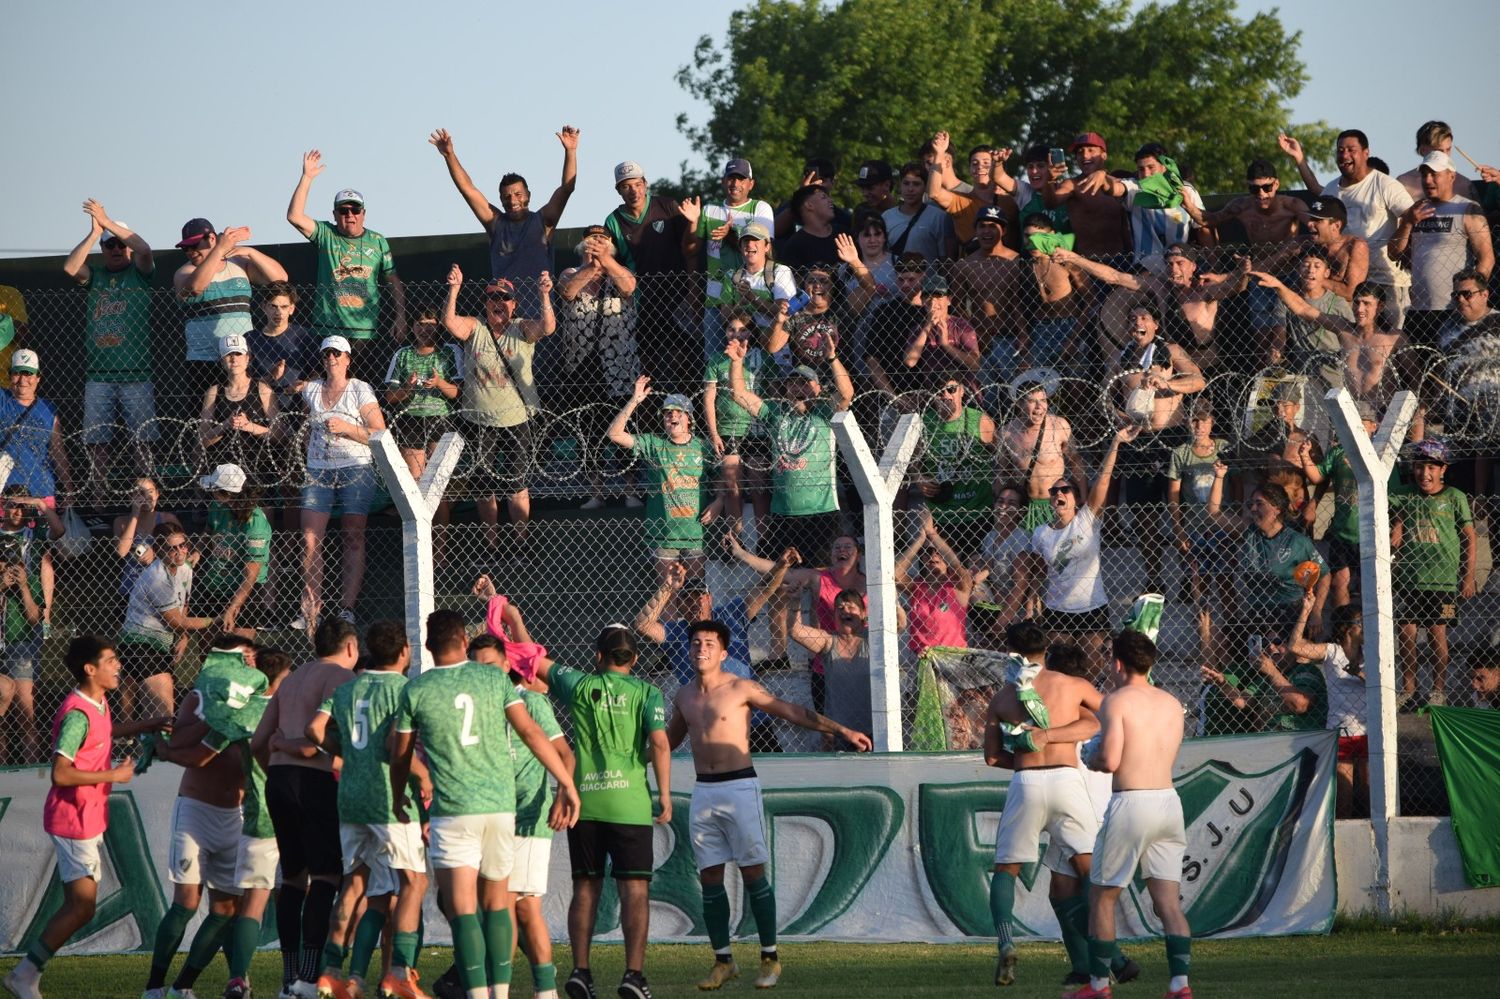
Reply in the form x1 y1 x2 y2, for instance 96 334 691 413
1026 231 1076 255
1133 156 1185 209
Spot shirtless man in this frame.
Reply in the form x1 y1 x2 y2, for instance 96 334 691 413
1304 198 1368 301
1111 304 1205 431
982 620 1138 990
1068 630 1191 999
951 206 1027 384
666 594 872 992
1056 244 1250 371
1043 133 1131 259
251 617 358 999
998 382 1087 533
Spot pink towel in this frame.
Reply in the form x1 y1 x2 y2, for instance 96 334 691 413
486 594 547 682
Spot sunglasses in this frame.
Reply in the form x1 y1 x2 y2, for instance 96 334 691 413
102 239 127 250
321 348 345 358
1249 182 1276 193
1455 289 1486 300
940 383 962 395
1048 485 1075 496
485 291 515 302
336 205 364 215
164 541 190 552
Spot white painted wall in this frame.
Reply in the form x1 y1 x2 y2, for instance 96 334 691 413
1335 818 1500 917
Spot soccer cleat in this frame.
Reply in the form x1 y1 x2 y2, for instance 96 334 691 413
286 984 321 999
1162 989 1193 999
221 979 252 999
1110 957 1141 985
345 978 366 999
617 970 652 999
429 966 462 999
143 990 168 999
754 956 782 989
563 968 597 999
316 972 351 999
1061 984 1112 999
4 963 43 999
1062 972 1092 987
696 961 739 991
995 942 1018 986
167 990 201 999
375 968 429 999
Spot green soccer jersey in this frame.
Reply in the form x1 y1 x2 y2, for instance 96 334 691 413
920 406 994 512
0 525 47 646
762 399 839 517
547 665 665 825
632 433 708 550
508 688 565 839
1317 447 1401 544
85 262 156 382
385 344 462 418
201 503 272 594
239 696 275 839
323 670 412 824
196 650 270 752
396 661 521 817
1392 484 1472 592
1274 661 1328 732
704 348 770 439
307 221 397 337
1241 525 1325 609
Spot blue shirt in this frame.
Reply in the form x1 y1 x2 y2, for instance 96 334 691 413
0 393 57 498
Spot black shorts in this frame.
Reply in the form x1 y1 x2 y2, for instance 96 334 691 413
567 819 655 880
721 434 772 471
118 643 176 682
463 419 534 493
759 511 842 563
391 413 452 452
1395 588 1458 627
195 587 272 632
266 765 342 878
1039 605 1112 639
1327 536 1361 573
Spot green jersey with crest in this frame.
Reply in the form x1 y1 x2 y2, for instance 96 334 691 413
508 688 565 838
322 670 413 824
547 665 666 825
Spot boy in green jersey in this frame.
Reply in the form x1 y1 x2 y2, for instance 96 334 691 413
533 626 671 999
390 611 578 999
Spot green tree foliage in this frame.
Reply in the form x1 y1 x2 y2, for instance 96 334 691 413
672 0 1338 202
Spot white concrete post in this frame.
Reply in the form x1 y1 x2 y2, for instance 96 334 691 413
1322 387 1416 918
832 409 921 752
0 455 12 491
369 430 464 673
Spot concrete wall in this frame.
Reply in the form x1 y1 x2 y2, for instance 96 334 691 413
1336 817 1500 916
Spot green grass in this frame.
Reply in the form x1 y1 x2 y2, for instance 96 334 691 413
3 930 1495 998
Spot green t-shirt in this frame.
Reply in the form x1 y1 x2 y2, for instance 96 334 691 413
385 344 462 418
547 664 665 826
632 433 708 550
396 661 521 817
920 406 994 512
1392 484 1472 592
508 688 565 839
762 398 839 517
201 503 272 594
1316 447 1401 544
0 524 47 645
85 262 156 382
704 348 770 439
1274 661 1328 732
323 670 413 825
307 221 397 337
239 696 275 839
1241 525 1325 609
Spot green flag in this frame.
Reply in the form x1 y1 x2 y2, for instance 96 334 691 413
1425 705 1500 887
1133 156 1185 209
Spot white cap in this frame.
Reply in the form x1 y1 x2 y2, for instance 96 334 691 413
219 333 249 357
100 224 130 249
9 348 40 374
319 334 353 354
1421 150 1456 173
200 463 247 494
614 160 646 185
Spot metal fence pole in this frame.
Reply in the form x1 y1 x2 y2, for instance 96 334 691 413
1322 386 1416 918
832 409 920 752
369 429 464 673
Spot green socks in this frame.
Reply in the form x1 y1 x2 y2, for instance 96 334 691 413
228 915 262 980
483 908 514 985
319 939 347 976
1167 933 1192 979
175 911 232 989
350 909 388 981
23 939 54 972
1088 936 1115 985
449 913 486 992
392 929 420 972
745 875 777 951
1051 895 1090 973
702 883 732 952
147 903 195 988
990 870 1017 950
532 962 557 992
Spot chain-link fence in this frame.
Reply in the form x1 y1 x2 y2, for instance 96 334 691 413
1 234 1496 821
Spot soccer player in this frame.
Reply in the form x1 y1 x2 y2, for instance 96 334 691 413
1068 631 1192 999
306 621 430 999
531 626 671 999
389 610 579 999
469 631 573 999
982 621 1138 989
2 637 167 999
665 605 872 991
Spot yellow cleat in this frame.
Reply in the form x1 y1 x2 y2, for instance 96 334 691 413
754 956 783 989
697 961 740 991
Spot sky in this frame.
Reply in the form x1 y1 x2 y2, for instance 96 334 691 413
3 0 1495 259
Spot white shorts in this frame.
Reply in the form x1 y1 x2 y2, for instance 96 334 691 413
51 834 103 883
235 835 280 890
510 836 553 897
993 767 1099 876
341 821 426 877
429 812 515 880
168 797 244 893
690 777 769 871
1091 789 1187 888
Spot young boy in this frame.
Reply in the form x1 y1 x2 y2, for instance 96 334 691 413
383 309 463 482
3 636 170 999
702 310 771 530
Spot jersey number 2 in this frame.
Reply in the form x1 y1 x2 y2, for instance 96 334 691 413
454 694 480 746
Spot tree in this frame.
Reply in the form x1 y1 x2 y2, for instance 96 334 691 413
672 0 1338 203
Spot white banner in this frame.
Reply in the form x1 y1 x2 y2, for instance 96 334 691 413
0 732 1335 955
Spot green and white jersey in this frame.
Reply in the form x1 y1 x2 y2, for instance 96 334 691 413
1240 525 1325 609
239 696 275 839
201 503 273 594
384 344 463 418
1317 446 1399 544
1392 484 1473 592
548 665 665 826
699 199 775 306
508 688 565 839
196 650 270 752
920 406 994 512
396 661 521 817
632 433 708 550
323 670 412 824
762 398 839 517
704 348 770 439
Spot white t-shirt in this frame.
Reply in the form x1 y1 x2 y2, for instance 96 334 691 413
1030 506 1108 613
1409 195 1481 311
1322 643 1366 737
736 263 797 328
121 560 192 651
1322 171 1414 288
301 378 379 469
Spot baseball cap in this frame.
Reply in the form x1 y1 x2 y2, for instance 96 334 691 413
854 159 894 187
1420 150 1455 173
332 189 365 208
1163 243 1196 264
614 160 646 185
739 221 772 243
1410 437 1451 465
100 224 130 249
200 463 248 494
923 273 950 296
724 158 753 179
788 365 821 382
975 205 1008 228
1307 197 1347 223
319 334 353 354
176 218 215 248
219 334 249 358
661 393 693 414
1069 132 1108 153
9 348 40 374
485 278 517 298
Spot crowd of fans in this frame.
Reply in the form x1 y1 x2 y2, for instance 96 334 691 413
1 118 1498 776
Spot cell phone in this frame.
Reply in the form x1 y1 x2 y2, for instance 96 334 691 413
1048 148 1067 167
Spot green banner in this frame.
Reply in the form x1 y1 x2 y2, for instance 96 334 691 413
1426 705 1500 888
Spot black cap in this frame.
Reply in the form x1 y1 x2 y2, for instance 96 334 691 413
176 218 215 248
975 205 1008 228
1308 197 1347 223
854 159 893 187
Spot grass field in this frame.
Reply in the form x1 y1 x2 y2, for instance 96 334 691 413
3 929 1494 998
